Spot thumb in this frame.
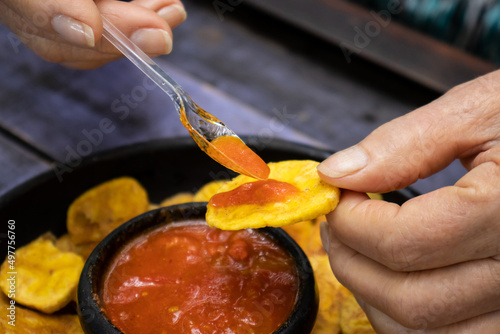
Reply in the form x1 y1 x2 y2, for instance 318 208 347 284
316 72 500 193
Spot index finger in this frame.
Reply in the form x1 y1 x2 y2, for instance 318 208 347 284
327 161 500 271
322 229 500 330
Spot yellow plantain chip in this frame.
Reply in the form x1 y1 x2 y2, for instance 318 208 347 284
308 254 375 334
54 234 75 254
160 192 194 207
206 160 340 230
281 220 315 252
148 203 160 211
367 193 383 200
55 234 98 261
67 177 149 244
308 254 342 334
193 180 228 202
0 235 84 314
0 292 83 334
339 287 376 334
282 216 326 257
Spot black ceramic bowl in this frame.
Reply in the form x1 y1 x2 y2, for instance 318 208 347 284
78 202 318 334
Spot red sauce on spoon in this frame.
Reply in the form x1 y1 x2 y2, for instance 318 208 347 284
209 135 270 180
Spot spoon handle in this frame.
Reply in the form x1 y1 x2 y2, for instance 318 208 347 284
101 16 185 113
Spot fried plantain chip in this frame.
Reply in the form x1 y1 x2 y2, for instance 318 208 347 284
160 192 194 207
193 180 228 202
206 160 340 230
308 254 375 334
367 193 383 200
281 220 315 252
67 177 149 244
0 235 84 314
54 234 74 254
339 287 376 334
55 234 98 261
308 254 342 334
148 203 160 211
0 292 83 333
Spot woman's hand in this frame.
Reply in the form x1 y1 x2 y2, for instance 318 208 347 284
0 0 186 69
318 70 500 333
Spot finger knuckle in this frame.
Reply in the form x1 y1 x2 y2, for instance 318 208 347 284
378 230 420 271
487 259 500 291
389 300 426 329
390 295 439 330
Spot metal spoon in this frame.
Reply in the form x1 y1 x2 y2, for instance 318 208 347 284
101 16 269 180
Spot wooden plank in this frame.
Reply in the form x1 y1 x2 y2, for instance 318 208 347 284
0 134 51 198
243 0 498 93
0 36 322 161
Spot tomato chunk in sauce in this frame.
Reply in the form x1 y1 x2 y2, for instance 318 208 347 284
102 221 299 334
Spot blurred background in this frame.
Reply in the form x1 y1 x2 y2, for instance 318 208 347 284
0 0 498 199
348 0 500 64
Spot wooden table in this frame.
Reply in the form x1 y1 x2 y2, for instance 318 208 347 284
0 0 489 202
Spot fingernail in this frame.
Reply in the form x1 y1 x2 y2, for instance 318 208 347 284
318 145 368 178
353 295 367 311
320 221 331 253
51 15 95 47
130 29 173 54
320 221 343 254
157 4 187 25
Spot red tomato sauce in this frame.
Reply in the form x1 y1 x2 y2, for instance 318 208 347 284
102 221 299 334
210 135 270 180
209 179 300 208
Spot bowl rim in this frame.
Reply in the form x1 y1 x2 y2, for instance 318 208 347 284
78 202 319 334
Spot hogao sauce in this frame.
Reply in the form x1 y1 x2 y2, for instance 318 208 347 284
102 221 299 334
209 179 300 208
